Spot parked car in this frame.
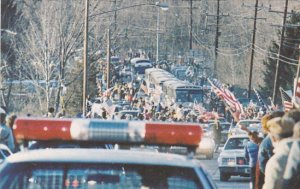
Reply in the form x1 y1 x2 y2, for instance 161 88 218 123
115 110 140 120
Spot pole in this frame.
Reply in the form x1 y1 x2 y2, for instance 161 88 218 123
189 0 193 51
214 0 220 57
214 0 220 76
156 7 160 64
272 0 289 104
247 0 259 99
82 0 89 117
114 0 117 32
107 29 111 89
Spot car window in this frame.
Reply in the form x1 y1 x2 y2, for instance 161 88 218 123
0 163 204 189
224 138 248 150
221 124 231 130
1 149 10 157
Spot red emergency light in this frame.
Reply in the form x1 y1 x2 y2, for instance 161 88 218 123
13 118 202 147
145 122 202 146
14 118 72 141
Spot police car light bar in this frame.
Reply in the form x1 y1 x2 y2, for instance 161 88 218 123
14 118 72 141
13 118 202 147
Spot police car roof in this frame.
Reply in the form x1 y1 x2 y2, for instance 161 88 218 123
7 149 199 168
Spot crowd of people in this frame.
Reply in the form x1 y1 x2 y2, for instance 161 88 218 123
243 109 300 189
1 71 300 189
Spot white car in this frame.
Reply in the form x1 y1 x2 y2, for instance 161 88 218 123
217 135 250 181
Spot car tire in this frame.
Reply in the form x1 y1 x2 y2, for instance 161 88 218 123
220 172 230 181
206 153 213 160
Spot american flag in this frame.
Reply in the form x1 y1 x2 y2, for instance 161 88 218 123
102 99 116 116
193 100 205 114
280 87 293 112
209 78 244 114
253 88 270 111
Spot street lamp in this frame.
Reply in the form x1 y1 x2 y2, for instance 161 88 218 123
155 2 168 65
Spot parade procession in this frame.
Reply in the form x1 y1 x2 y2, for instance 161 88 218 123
1 0 300 189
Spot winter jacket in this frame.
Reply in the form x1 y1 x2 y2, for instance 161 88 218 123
245 140 259 168
283 140 300 189
0 123 15 151
263 138 294 189
258 135 273 174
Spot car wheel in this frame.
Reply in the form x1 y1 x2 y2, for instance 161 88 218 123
206 153 213 159
220 172 230 181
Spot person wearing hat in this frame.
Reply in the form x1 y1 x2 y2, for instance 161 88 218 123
0 107 15 152
257 111 284 189
263 117 295 189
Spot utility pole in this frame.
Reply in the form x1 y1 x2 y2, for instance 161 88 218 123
272 0 289 104
114 0 117 32
83 0 89 117
107 29 111 89
183 0 200 65
189 0 193 52
247 0 259 99
214 0 220 76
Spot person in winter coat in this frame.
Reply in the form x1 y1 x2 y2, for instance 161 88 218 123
257 111 284 189
263 117 295 189
0 107 15 152
282 122 300 189
244 131 261 189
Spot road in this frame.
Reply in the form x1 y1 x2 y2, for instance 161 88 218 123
197 152 250 189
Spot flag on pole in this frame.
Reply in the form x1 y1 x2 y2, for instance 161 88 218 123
209 78 244 114
193 99 205 114
253 88 270 112
294 77 300 107
280 87 294 112
102 99 116 116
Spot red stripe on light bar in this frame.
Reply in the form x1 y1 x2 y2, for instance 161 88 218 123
13 118 72 141
144 122 202 146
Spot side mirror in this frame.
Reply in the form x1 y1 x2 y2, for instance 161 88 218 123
219 147 224 151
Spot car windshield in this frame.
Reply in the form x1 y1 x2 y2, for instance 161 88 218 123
0 163 204 189
119 111 139 118
224 138 248 150
176 91 188 103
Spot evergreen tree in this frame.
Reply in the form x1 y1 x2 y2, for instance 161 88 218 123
260 12 300 104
